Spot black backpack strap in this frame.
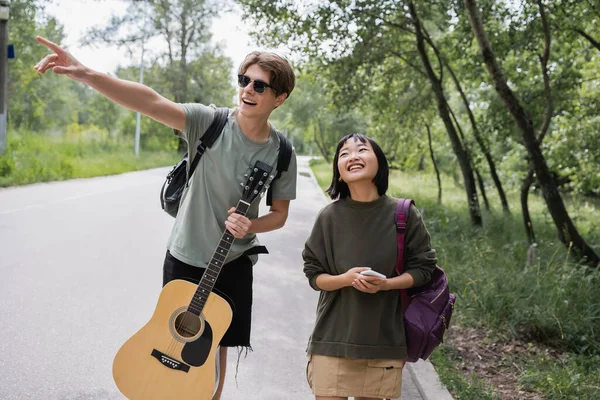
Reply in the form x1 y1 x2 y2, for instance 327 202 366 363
266 130 293 206
187 107 229 182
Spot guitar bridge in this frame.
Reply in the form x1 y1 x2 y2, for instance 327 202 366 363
151 349 190 373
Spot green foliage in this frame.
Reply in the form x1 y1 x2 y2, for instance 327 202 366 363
237 0 600 203
270 71 367 161
308 157 334 195
0 130 75 184
0 128 180 187
6 0 236 167
83 0 226 104
520 353 600 400
8 0 82 131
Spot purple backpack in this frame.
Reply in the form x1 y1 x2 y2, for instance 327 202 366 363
395 198 456 363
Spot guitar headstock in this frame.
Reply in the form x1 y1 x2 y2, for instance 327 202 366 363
240 161 274 204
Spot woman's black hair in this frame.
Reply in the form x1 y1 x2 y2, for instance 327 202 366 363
326 133 389 200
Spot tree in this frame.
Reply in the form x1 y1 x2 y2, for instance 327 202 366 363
84 0 230 150
114 51 235 151
8 0 84 131
238 0 483 226
271 71 366 162
464 0 599 266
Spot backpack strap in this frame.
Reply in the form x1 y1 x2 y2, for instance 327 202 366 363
395 198 414 312
266 130 293 206
187 107 229 184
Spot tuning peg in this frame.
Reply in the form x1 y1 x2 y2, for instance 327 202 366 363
249 177 254 181
244 173 248 177
240 182 244 186
253 168 258 172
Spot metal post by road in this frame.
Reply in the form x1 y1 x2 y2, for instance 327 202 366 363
0 0 9 155
134 4 151 158
134 44 144 157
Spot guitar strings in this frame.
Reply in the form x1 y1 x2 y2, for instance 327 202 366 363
164 221 237 360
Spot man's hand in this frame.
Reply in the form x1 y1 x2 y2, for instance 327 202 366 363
352 274 386 294
34 36 89 82
225 207 252 239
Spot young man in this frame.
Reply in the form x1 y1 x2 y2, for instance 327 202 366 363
34 36 297 399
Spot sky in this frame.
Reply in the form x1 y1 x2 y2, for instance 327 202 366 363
43 0 284 81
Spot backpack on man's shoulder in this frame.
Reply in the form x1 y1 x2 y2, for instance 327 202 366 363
160 107 292 217
395 198 456 362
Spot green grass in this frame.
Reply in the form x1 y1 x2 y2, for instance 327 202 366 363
429 346 500 400
309 157 334 193
0 131 181 187
309 157 600 400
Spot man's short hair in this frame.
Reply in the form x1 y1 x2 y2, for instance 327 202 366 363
238 51 296 98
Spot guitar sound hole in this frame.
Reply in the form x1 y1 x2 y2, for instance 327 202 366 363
174 311 202 338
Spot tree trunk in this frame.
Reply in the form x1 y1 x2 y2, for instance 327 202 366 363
418 154 426 171
409 1 482 226
444 61 510 212
424 121 442 204
465 0 599 266
521 167 536 244
520 0 553 246
314 120 331 163
448 103 490 212
421 25 509 212
475 169 491 212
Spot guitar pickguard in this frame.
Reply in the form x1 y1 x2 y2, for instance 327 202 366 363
181 321 213 367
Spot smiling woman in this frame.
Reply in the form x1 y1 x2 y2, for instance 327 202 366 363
327 133 389 202
302 133 438 400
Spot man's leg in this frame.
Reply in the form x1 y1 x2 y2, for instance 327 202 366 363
212 347 228 400
211 256 253 399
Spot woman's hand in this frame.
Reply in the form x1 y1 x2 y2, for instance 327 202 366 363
34 36 89 82
225 207 252 239
352 275 386 294
342 267 372 288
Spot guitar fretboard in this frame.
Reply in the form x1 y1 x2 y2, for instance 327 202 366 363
187 200 250 315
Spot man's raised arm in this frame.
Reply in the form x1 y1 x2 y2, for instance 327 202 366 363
34 36 185 131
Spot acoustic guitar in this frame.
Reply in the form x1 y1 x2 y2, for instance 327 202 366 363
112 161 274 399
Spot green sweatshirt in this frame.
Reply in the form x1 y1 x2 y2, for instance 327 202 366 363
302 195 437 360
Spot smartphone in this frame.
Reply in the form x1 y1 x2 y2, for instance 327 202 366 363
359 269 387 279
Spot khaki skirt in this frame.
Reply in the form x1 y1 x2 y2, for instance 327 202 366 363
306 354 404 398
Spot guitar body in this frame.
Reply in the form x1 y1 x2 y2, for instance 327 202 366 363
113 279 232 400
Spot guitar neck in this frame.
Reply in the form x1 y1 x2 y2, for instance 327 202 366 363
188 199 251 315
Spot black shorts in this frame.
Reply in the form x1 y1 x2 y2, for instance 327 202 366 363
162 250 253 347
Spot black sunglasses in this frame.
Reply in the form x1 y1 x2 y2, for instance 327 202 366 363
237 74 274 94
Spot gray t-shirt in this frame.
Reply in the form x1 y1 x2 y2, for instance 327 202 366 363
167 103 297 268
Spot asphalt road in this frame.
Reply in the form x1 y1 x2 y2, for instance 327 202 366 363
0 156 422 400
